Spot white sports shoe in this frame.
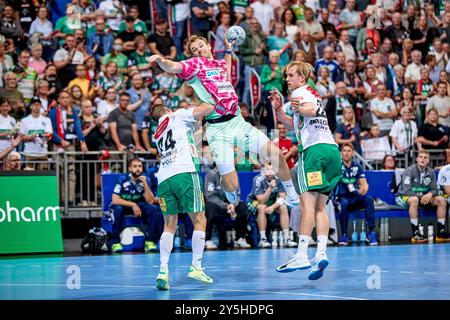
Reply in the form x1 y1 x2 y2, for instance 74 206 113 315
308 253 329 280
234 237 251 249
276 253 311 273
205 240 218 250
283 239 298 248
259 239 271 248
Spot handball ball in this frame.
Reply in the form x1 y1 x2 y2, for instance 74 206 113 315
227 26 246 46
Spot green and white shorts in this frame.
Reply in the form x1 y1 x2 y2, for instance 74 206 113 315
157 172 205 215
297 143 342 195
205 115 270 175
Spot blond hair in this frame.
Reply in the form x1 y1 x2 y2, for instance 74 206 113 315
284 61 315 80
187 35 209 55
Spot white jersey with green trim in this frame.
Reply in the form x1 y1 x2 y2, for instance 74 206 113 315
291 84 337 153
153 108 200 184
438 164 450 188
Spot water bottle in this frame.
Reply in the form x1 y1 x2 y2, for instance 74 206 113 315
419 224 424 236
272 230 278 248
231 229 236 244
226 230 232 245
289 230 294 242
359 221 366 244
278 230 284 247
174 226 181 248
351 221 358 243
428 223 434 242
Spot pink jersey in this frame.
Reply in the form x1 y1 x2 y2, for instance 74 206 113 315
177 57 239 116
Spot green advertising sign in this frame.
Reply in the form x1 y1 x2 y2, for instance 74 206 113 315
0 173 63 254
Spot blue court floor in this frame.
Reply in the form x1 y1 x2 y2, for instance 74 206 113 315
1 243 450 300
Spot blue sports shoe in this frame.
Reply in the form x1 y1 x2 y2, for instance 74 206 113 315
308 253 329 281
338 234 348 246
367 231 378 246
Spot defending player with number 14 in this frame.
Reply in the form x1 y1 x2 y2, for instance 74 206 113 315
271 61 342 281
151 102 214 290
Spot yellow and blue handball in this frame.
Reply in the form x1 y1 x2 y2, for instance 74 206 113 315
227 26 246 46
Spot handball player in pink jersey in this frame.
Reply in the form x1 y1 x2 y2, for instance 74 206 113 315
148 34 299 207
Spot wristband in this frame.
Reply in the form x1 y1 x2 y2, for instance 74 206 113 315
225 49 233 55
276 198 285 206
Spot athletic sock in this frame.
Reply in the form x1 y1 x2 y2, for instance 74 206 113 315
437 222 446 234
283 229 290 242
438 218 446 225
260 231 267 241
296 235 310 257
159 232 174 271
316 235 328 257
192 230 206 270
281 179 298 199
410 218 418 226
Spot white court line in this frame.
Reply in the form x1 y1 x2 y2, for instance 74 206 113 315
253 267 265 270
0 283 367 301
229 267 242 269
400 271 413 274
424 272 437 275
350 270 364 272
131 266 144 268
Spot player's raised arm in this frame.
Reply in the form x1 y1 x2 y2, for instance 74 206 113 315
193 103 214 120
270 90 294 130
148 54 183 74
224 32 235 81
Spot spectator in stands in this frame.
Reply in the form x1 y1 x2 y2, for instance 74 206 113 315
325 81 357 132
389 106 417 159
49 90 87 203
86 17 113 62
410 15 439 63
295 29 317 67
272 122 297 169
0 5 23 45
129 35 152 82
127 73 150 138
316 66 336 107
385 12 409 56
0 72 24 111
204 163 251 249
425 54 440 84
117 15 141 56
315 46 339 82
3 151 21 171
109 157 162 253
20 97 52 170
0 39 13 87
0 97 15 153
405 50 424 85
415 67 435 123
98 0 125 33
29 43 47 77
214 12 231 59
335 107 362 155
107 92 144 152
335 143 377 246
317 29 339 58
337 30 355 62
267 23 290 67
148 18 176 63
250 164 297 248
371 83 398 136
318 9 338 36
118 6 148 37
396 150 449 243
53 34 86 90
338 0 360 46
417 108 449 151
361 123 392 162
102 38 128 76
297 7 324 42
68 64 94 99
426 81 450 128
281 8 298 46
190 0 214 38
15 49 37 105
28 6 54 61
251 0 274 36
35 80 54 115
97 60 123 91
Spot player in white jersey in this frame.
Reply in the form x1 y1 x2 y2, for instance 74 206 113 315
271 61 342 280
151 102 214 290
438 164 450 198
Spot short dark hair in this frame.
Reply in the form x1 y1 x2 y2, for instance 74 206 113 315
151 104 168 122
119 92 131 99
128 157 143 168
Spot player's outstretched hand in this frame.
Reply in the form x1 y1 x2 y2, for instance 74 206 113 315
269 89 282 111
224 31 236 50
147 54 163 66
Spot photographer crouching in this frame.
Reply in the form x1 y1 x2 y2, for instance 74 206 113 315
109 157 163 253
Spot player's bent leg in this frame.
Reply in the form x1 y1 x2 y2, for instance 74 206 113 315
258 141 299 207
188 212 213 284
157 213 178 290
219 169 240 205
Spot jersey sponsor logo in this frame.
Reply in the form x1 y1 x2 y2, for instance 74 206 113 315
423 177 431 186
308 118 329 131
113 184 121 193
154 117 170 140
307 171 323 187
205 70 220 78
404 176 411 185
